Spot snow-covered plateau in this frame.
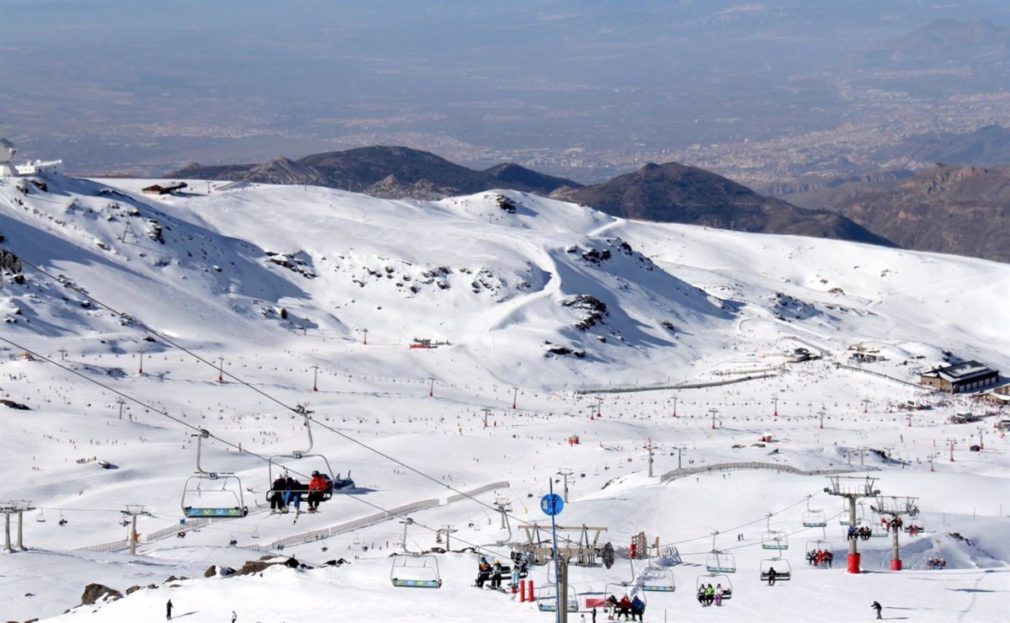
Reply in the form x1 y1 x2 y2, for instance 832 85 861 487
0 174 1007 622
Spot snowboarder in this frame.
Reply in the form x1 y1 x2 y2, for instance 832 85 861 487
475 557 491 588
166 599 173 620
871 601 882 619
767 566 777 586
490 560 503 590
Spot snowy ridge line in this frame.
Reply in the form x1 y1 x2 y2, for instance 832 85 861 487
659 461 874 483
267 481 510 551
576 373 777 394
832 362 933 390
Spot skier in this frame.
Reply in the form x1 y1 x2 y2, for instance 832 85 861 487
231 611 237 623
490 560 503 590
166 599 173 620
767 565 777 586
510 563 521 593
871 601 883 619
475 557 491 588
630 595 646 622
307 471 328 512
270 475 287 512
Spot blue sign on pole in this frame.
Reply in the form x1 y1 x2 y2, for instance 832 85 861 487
541 493 564 516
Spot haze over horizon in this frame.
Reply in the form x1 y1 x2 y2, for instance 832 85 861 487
3 0 1010 184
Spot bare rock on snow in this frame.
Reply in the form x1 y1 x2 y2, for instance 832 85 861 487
80 583 122 605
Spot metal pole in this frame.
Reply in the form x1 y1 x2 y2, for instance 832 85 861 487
559 555 569 623
2 510 9 552
890 522 901 571
848 497 858 573
16 509 24 550
549 479 561 623
130 513 138 555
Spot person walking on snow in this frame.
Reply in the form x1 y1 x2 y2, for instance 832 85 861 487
871 601 883 619
166 599 173 620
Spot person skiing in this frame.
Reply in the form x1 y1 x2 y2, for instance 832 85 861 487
231 611 237 623
871 601 883 619
270 476 287 512
767 565 777 586
490 560 503 590
284 476 303 512
630 595 645 622
166 599 173 620
509 563 521 593
307 471 328 512
475 557 491 588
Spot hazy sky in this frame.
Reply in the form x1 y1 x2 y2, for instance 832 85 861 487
2 1 1008 178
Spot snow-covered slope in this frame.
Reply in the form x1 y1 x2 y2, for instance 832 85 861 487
0 174 1008 622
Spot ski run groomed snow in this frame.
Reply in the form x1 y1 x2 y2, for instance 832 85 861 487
0 173 1008 623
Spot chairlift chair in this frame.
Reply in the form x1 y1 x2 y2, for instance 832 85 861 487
35 510 46 523
536 583 579 612
267 408 354 506
802 495 827 528
180 430 249 519
759 557 792 583
705 533 737 573
761 515 789 550
632 559 675 592
695 574 733 602
390 554 442 588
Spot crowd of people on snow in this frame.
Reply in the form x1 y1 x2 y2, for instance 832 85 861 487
879 516 903 533
927 556 947 569
696 583 729 607
268 471 332 514
806 549 834 567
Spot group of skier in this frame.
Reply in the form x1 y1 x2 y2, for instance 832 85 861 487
696 583 728 607
269 471 332 514
604 594 646 621
475 555 527 592
847 525 874 541
806 548 834 567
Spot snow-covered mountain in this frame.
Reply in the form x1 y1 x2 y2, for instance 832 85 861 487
0 173 1008 622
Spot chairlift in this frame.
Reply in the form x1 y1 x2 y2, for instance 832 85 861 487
840 501 865 525
390 554 442 588
35 510 46 523
58 512 68 527
705 532 736 573
267 407 354 507
695 573 733 603
802 495 827 528
805 532 835 568
761 515 789 551
632 559 675 592
759 556 792 583
180 430 248 519
536 583 579 612
390 517 442 589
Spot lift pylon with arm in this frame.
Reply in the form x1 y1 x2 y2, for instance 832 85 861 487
871 495 919 571
824 476 880 574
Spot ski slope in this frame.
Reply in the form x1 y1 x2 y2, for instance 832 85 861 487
0 173 1008 622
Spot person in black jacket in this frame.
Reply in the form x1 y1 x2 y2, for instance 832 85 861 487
270 476 287 511
871 601 882 619
166 599 173 620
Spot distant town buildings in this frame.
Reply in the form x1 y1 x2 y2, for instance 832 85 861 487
919 361 1000 393
141 182 188 196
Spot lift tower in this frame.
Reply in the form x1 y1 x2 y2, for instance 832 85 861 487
824 476 880 574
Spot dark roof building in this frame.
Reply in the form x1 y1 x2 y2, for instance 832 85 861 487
919 361 999 393
142 182 188 195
